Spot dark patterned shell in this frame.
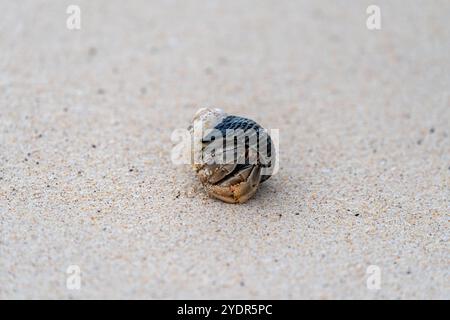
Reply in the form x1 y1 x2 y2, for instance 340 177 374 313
201 115 275 183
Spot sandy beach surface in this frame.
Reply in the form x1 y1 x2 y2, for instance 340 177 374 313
1 0 449 299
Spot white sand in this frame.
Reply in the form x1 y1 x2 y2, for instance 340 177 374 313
0 0 449 299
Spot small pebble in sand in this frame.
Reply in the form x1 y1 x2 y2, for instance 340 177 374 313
88 47 97 57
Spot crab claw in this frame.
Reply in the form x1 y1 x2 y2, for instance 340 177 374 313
204 165 261 204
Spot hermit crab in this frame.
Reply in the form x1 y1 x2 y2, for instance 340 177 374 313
187 108 276 203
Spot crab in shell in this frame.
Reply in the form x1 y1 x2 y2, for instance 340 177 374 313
188 108 275 203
